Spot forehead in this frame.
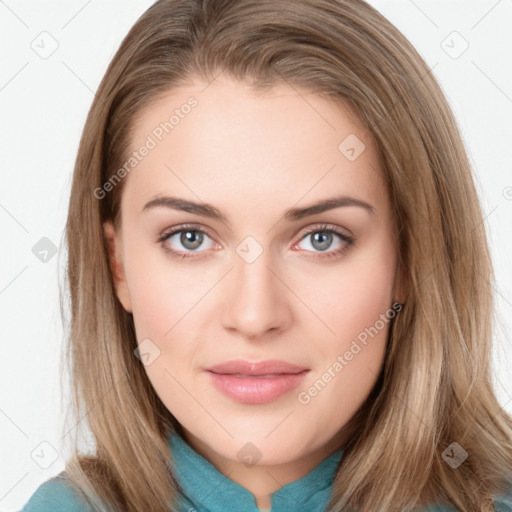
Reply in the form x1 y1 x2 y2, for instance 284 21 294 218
120 76 388 224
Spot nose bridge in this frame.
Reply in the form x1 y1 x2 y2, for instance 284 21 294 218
235 242 273 294
220 237 291 337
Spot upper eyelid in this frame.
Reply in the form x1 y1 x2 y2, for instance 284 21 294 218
160 223 217 241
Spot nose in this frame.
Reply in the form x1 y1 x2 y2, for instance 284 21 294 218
220 247 292 340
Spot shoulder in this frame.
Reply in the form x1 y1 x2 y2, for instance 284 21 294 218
18 472 93 512
494 485 512 511
421 484 512 511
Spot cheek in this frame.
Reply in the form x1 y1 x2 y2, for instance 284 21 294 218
297 232 397 350
294 284 392 436
124 238 209 339
125 259 203 419
294 236 395 412
123 244 209 405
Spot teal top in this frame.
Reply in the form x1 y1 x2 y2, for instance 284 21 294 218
19 431 512 511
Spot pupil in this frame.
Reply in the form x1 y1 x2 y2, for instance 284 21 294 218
312 232 332 251
181 231 203 250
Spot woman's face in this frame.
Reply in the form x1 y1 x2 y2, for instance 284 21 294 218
104 76 402 471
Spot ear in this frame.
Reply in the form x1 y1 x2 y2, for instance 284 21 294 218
393 263 408 307
103 220 133 314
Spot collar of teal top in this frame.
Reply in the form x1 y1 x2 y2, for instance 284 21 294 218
168 431 344 512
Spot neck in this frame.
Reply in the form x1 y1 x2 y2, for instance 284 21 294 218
179 427 347 510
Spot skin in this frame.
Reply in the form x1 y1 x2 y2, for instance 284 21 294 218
103 75 404 511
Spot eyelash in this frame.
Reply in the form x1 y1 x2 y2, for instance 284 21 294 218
157 223 355 261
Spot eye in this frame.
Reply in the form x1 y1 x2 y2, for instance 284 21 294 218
158 223 218 259
158 222 355 261
292 223 354 260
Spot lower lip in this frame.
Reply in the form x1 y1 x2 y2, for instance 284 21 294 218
205 370 309 404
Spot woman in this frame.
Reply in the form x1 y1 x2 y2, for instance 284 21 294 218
20 0 512 511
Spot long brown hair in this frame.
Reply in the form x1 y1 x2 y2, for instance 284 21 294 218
61 0 512 510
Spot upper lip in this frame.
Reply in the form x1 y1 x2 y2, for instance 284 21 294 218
205 359 309 376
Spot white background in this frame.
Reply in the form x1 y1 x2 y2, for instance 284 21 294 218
1 1 511 510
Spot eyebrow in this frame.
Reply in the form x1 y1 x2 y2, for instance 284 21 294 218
141 194 375 222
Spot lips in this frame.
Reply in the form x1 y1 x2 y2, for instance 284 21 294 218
205 359 309 377
204 360 310 404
